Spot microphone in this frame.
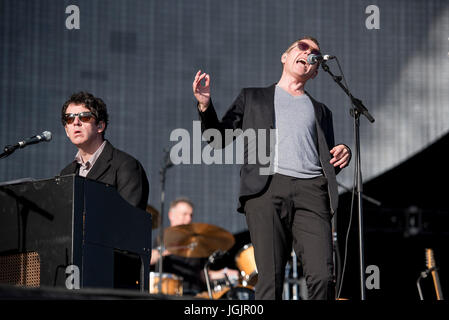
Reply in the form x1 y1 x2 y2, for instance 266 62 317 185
163 147 174 169
307 54 336 65
17 131 52 148
2 131 52 158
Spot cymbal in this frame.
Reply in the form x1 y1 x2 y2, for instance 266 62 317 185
146 205 160 229
164 223 235 258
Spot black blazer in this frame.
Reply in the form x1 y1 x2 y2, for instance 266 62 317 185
60 140 149 210
199 84 342 214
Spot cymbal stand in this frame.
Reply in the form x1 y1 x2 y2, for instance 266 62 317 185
204 264 213 299
203 250 225 299
283 250 301 300
291 250 299 300
283 261 291 300
157 148 173 294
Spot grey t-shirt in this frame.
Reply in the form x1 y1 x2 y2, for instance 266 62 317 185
273 85 322 178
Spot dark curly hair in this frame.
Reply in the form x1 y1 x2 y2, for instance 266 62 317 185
61 91 109 137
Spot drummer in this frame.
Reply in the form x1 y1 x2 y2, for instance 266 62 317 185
150 197 239 296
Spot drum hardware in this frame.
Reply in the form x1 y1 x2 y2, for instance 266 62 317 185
235 244 258 287
283 250 307 300
158 222 236 298
149 272 183 296
195 284 255 300
211 278 228 292
204 249 227 299
156 148 174 294
291 249 300 300
194 242 258 300
417 248 444 300
222 285 255 300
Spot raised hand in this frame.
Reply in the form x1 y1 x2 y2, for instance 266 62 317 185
193 70 211 112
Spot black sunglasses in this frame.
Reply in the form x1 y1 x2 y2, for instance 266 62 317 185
63 112 96 125
297 41 321 56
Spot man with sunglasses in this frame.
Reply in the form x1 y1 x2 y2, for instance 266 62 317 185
60 91 149 210
192 37 351 300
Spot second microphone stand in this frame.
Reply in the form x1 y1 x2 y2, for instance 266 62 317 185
157 149 173 294
321 60 375 300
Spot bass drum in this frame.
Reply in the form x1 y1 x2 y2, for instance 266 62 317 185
235 243 258 287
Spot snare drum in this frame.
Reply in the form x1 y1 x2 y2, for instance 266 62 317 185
149 272 183 296
235 244 258 287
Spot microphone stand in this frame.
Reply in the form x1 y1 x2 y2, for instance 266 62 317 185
337 182 382 207
157 148 173 294
0 145 18 159
321 61 375 300
1 132 52 159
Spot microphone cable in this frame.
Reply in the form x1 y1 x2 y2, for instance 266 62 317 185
328 57 358 300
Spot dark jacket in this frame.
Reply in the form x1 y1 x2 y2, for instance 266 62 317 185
198 84 342 215
60 140 149 210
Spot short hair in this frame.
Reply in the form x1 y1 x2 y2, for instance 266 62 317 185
284 36 320 55
169 197 194 211
61 91 109 137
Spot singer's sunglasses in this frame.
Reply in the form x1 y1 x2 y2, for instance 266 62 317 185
63 112 96 125
296 41 321 56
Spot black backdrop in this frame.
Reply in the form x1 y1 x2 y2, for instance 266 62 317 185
337 133 449 299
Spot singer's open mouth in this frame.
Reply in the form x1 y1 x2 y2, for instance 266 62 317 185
297 58 307 65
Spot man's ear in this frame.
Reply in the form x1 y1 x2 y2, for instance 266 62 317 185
97 121 105 134
281 52 287 64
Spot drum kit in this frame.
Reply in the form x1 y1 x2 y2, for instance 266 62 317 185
146 207 258 300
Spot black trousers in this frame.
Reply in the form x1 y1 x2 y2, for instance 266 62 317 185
244 173 335 300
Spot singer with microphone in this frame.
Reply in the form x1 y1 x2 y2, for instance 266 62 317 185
192 36 351 300
60 91 149 210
